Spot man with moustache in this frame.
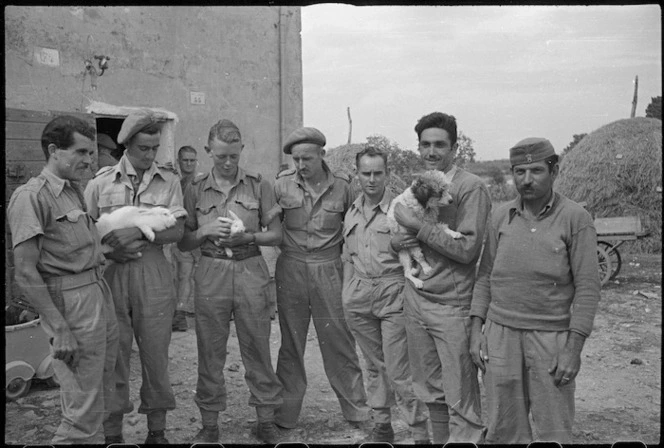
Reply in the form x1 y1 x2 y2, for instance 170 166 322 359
470 138 600 443
8 115 118 444
342 146 430 444
391 112 490 443
85 109 187 444
272 127 370 432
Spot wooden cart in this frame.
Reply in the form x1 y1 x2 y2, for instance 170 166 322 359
594 216 650 286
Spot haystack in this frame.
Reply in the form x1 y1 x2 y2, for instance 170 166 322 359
556 117 662 253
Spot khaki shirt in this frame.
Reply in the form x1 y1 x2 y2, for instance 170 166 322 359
8 168 105 277
274 165 353 254
84 154 187 221
343 190 402 278
183 167 275 253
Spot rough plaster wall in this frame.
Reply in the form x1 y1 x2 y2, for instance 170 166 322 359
4 6 303 179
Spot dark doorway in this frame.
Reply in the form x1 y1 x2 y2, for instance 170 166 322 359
95 116 125 160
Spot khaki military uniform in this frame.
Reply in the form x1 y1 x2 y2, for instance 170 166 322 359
8 168 118 444
273 164 369 428
183 167 283 423
343 190 428 440
84 155 186 434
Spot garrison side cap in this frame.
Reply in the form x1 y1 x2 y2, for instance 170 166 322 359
509 137 556 167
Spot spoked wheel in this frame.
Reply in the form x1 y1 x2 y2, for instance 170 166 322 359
43 376 60 388
598 241 622 280
597 245 613 287
6 377 32 401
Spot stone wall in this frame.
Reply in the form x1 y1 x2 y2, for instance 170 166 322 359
4 6 303 178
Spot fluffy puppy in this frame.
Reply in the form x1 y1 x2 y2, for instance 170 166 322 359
386 170 462 289
214 210 245 257
96 206 177 253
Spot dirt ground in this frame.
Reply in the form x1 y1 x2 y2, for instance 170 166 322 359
4 252 661 445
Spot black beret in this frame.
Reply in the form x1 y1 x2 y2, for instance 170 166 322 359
283 127 326 154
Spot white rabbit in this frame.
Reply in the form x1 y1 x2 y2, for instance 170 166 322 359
215 210 246 257
96 206 177 253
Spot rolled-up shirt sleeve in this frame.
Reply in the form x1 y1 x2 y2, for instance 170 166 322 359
165 178 187 219
8 189 44 248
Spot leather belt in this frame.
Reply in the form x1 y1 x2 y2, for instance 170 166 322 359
201 244 261 261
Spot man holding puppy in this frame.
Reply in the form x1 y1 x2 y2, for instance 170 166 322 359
85 109 187 444
391 112 490 443
469 138 600 443
8 115 118 444
342 146 430 443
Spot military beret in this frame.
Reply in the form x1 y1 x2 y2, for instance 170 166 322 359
117 109 162 145
283 127 326 154
96 133 117 151
509 137 556 167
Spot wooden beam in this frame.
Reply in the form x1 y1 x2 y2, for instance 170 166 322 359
631 75 639 118
347 106 352 145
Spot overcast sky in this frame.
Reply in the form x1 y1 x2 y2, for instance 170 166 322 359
301 4 662 161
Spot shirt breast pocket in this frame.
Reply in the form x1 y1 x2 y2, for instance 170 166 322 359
344 222 359 255
140 191 169 209
234 198 260 231
196 204 219 227
280 197 307 230
375 225 393 253
321 201 344 230
54 209 93 248
98 190 127 215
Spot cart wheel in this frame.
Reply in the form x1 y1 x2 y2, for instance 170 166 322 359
597 245 613 287
598 241 622 280
6 377 32 401
43 376 60 389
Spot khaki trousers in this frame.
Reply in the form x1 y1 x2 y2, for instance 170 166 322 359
403 287 485 443
193 255 283 421
483 319 575 443
274 254 369 428
343 272 428 440
102 246 176 435
43 270 118 444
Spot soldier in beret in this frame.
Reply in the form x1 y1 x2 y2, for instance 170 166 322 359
470 138 601 443
178 119 284 444
84 109 187 445
272 127 370 432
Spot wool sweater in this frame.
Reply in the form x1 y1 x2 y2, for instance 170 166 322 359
470 193 601 337
405 167 492 306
